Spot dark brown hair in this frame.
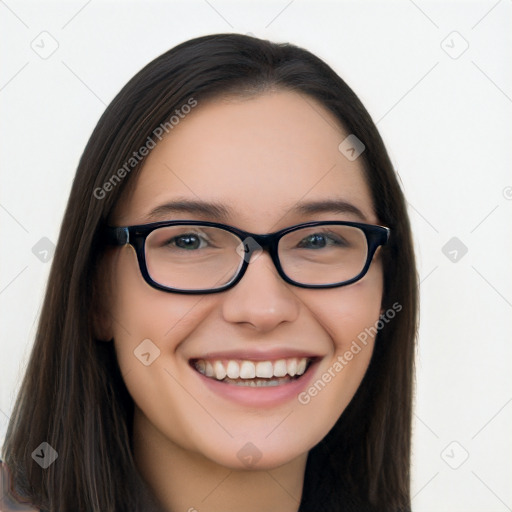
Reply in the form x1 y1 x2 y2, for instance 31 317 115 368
2 33 417 512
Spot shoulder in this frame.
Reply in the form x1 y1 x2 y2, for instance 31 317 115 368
0 460 42 512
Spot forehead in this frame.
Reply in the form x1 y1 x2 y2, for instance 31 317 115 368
113 90 376 229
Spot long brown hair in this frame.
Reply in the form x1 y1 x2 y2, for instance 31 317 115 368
2 33 417 512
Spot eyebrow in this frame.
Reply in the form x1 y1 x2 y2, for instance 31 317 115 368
143 198 368 222
293 199 368 221
145 200 234 221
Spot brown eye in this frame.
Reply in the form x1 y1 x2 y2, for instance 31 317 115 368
172 234 203 250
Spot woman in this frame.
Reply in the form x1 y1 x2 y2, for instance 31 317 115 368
1 33 417 512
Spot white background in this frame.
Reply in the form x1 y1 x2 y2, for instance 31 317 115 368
1 1 511 510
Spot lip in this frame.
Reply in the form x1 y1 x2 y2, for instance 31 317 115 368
190 348 321 362
189 356 321 407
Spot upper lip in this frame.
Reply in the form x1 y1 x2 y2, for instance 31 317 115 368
189 348 322 362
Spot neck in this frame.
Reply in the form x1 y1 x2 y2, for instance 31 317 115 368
132 407 307 512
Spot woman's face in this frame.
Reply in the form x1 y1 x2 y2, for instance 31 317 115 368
105 90 384 470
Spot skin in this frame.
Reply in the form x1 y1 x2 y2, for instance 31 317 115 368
99 90 384 512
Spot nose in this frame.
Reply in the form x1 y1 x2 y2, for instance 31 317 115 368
221 251 300 332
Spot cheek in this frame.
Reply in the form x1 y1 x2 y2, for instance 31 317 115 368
107 247 220 451
107 246 211 376
110 246 200 330
294 267 383 426
307 264 384 351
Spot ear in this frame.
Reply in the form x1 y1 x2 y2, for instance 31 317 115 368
91 254 114 342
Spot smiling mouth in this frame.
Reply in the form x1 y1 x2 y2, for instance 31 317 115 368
190 357 315 387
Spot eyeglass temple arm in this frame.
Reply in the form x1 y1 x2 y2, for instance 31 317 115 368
380 227 390 245
104 226 130 246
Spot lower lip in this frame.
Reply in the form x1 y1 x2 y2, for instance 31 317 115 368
191 360 319 407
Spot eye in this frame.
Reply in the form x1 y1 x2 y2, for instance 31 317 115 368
169 233 207 250
297 232 345 249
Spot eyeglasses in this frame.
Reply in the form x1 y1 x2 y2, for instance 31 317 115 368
104 220 390 294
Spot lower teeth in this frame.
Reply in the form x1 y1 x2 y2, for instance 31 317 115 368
222 376 294 387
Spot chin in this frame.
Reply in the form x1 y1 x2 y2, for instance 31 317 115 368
197 436 313 472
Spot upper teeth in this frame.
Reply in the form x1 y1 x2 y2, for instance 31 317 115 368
194 357 310 381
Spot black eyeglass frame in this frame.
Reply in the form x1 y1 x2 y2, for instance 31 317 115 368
104 220 390 294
